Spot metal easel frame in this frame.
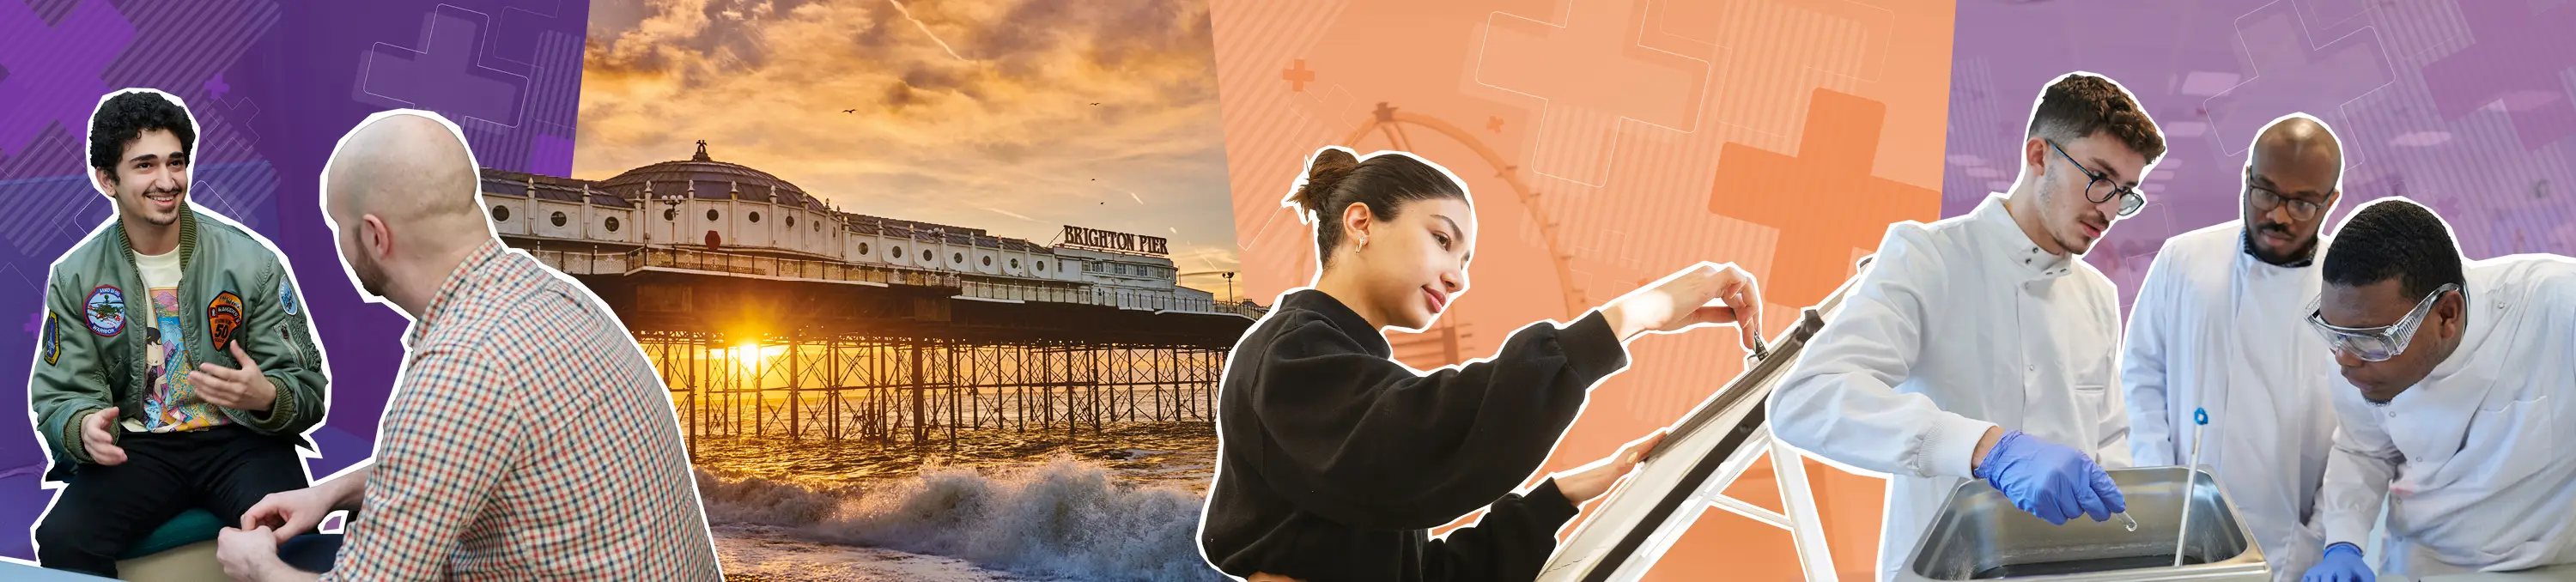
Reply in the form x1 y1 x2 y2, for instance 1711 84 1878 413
1540 258 1872 582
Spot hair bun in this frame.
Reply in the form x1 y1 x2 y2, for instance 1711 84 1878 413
1288 147 1360 215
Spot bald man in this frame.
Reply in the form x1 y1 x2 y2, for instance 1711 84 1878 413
2123 113 2345 580
210 110 720 581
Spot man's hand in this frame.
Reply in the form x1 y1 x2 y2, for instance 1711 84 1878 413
1971 430 2127 525
216 525 288 581
241 486 336 543
1558 430 1670 502
2302 543 2375 582
196 343 277 412
82 407 125 465
1603 262 1764 347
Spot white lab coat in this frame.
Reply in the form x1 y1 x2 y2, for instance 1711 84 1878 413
2123 221 2339 581
1771 195 2131 582
2318 254 2576 577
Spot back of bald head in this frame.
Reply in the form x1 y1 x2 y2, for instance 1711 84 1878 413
325 112 486 254
2251 115 2344 186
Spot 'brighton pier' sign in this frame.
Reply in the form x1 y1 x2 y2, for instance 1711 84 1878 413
1060 226 1169 256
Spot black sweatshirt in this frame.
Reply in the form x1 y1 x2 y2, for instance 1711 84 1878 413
1200 289 1631 582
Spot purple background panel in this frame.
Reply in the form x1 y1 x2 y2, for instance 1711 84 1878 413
1944 0 2576 313
0 0 588 561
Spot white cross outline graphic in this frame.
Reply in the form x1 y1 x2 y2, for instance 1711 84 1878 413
2201 0 2397 168
1472 0 1901 187
1648 0 1896 142
356 3 550 130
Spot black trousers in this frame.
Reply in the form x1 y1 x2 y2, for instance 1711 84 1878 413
33 424 308 576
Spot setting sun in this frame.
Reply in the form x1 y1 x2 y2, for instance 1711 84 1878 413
726 343 783 370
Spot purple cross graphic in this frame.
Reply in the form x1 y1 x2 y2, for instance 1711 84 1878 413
205 72 233 100
0 0 136 158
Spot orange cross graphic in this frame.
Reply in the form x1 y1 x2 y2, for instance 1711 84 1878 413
1710 89 1938 306
1282 58 1315 92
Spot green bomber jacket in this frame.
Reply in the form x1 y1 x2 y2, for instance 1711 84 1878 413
31 206 327 481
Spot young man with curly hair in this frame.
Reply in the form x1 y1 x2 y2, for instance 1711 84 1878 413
28 89 331 576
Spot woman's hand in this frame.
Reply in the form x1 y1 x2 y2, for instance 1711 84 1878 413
1602 262 1763 347
1557 430 1670 503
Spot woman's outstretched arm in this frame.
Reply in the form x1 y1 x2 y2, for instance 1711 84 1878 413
1244 309 1626 530
1415 431 1666 581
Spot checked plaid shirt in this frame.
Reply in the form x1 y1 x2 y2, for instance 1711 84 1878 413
325 240 720 580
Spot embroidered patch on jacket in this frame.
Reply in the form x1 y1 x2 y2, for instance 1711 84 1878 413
207 291 245 352
277 278 299 316
84 285 125 336
40 311 63 365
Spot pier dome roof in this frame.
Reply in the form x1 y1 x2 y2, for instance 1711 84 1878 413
597 141 825 211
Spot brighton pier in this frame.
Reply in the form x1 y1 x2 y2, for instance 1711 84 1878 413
481 142 1255 452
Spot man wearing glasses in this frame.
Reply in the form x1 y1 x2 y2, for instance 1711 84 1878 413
2296 198 2576 582
2121 113 2343 582
1771 71 2161 581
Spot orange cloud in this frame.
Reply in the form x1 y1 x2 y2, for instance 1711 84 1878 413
578 0 1237 291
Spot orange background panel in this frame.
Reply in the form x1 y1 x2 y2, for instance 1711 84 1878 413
1210 0 1952 578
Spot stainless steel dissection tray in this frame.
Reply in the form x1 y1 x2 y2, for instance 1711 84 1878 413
1899 466 2270 581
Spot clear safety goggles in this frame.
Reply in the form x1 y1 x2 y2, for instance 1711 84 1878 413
2306 282 2459 362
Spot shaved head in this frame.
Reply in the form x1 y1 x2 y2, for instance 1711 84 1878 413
322 111 490 315
2251 116 2343 186
2242 114 2344 265
325 112 483 252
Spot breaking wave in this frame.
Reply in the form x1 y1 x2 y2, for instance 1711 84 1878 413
696 458 1224 581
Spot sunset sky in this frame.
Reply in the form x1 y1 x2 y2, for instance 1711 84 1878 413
578 0 1240 299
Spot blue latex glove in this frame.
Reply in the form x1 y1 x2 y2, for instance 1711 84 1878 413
2302 543 2374 582
1971 430 2127 525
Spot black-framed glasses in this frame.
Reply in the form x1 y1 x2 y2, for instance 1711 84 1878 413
2047 140 2146 217
2306 282 2460 362
2248 184 2329 221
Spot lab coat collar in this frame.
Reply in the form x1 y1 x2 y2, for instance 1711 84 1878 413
1969 194 2078 281
2239 227 2318 269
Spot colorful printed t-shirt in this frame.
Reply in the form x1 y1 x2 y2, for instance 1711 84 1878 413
131 248 228 433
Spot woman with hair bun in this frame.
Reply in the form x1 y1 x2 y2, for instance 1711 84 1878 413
1198 147 1765 581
